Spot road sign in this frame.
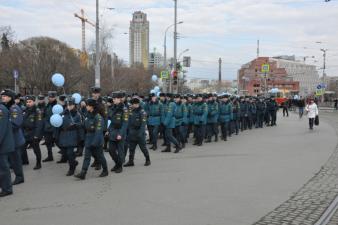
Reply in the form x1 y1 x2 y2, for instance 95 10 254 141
13 69 19 79
317 84 322 90
160 71 169 79
183 56 191 67
316 89 325 96
261 64 270 73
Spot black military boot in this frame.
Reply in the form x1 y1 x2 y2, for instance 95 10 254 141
174 145 182 153
95 163 102 171
66 161 78 176
161 145 171 152
144 158 151 166
0 191 13 197
42 155 53 162
99 169 109 177
115 166 123 173
124 160 135 167
33 162 41 170
90 161 97 167
12 177 24 185
150 144 157 151
57 156 68 164
111 164 119 172
74 171 86 180
66 168 75 176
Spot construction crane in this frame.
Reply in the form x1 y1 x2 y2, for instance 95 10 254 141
74 9 95 52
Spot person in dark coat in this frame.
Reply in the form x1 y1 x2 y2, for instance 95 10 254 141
0 102 15 197
75 98 108 180
75 99 87 157
90 87 106 170
1 89 25 185
124 97 151 167
22 96 44 170
42 91 58 162
106 92 129 173
55 98 81 176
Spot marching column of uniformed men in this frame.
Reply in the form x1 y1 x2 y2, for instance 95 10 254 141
0 86 279 197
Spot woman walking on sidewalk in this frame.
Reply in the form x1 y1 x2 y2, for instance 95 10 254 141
305 99 319 130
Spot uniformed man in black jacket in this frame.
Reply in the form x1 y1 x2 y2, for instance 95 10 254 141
124 97 151 167
90 87 106 170
55 98 81 176
42 91 58 162
1 89 25 185
75 98 108 180
0 101 15 197
22 96 44 170
106 92 129 173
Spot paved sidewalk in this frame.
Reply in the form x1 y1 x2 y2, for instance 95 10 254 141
254 112 338 225
0 112 336 225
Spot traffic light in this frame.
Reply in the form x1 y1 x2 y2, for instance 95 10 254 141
173 70 178 85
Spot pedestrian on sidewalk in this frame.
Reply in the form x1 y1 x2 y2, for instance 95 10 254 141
305 99 319 130
281 100 289 117
298 97 305 119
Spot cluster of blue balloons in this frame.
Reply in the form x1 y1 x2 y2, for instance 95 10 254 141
50 73 65 128
50 73 83 127
150 75 160 95
50 104 63 128
150 86 161 96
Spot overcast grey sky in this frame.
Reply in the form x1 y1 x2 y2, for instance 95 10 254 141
1 0 337 80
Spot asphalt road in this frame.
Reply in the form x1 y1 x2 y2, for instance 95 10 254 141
0 112 336 225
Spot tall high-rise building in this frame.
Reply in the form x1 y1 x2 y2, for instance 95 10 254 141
129 11 149 68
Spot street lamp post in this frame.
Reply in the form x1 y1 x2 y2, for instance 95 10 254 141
176 49 189 93
95 0 100 88
163 21 183 68
172 0 178 93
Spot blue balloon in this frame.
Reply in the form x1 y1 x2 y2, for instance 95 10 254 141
52 104 64 114
50 114 63 128
72 93 82 104
52 73 65 87
151 75 158 82
154 86 160 92
150 89 156 94
156 92 161 97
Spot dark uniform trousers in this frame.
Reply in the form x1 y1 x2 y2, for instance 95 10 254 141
82 146 107 172
206 123 218 140
22 139 42 165
109 140 125 167
9 146 24 180
195 124 206 145
0 154 12 193
220 122 230 140
128 138 150 162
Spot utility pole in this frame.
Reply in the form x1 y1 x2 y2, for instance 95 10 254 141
172 0 178 94
218 58 222 93
321 49 327 79
257 39 260 58
95 0 100 88
74 9 95 52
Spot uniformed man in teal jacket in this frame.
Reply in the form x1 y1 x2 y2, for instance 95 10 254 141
173 94 187 149
206 93 219 142
219 94 233 141
181 95 189 144
161 94 181 153
144 93 163 150
192 94 208 146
